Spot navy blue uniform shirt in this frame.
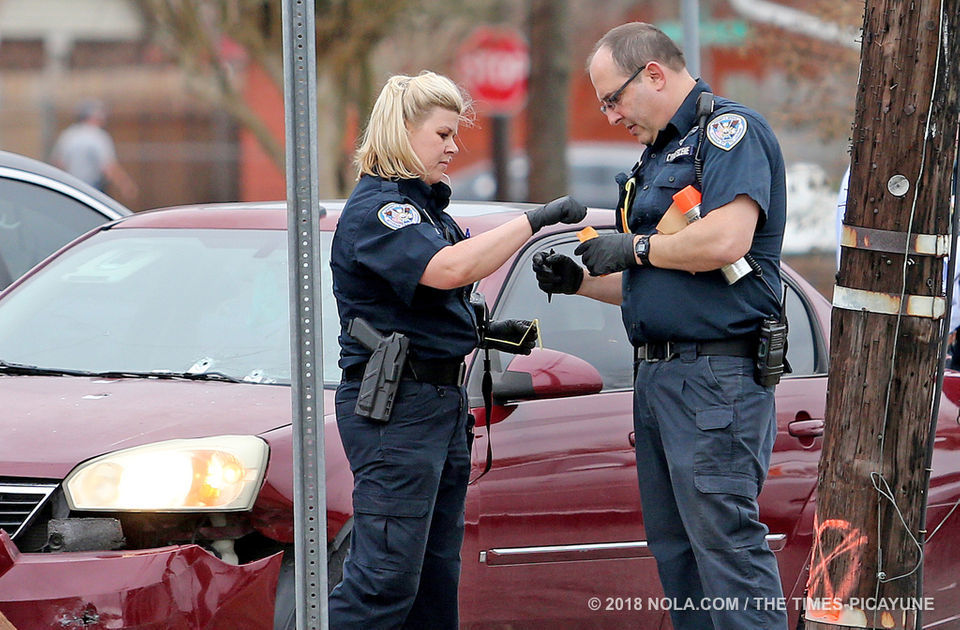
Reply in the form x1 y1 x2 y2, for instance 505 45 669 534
331 174 478 369
618 79 786 344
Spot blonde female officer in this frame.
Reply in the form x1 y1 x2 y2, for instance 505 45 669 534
328 71 586 629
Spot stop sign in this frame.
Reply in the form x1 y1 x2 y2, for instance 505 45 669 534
456 26 530 114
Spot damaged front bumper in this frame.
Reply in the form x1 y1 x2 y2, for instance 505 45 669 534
0 530 281 629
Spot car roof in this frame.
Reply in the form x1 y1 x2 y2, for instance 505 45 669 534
451 141 643 174
0 149 132 219
448 142 642 209
110 199 618 235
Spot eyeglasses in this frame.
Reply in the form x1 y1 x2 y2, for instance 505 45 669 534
599 64 648 114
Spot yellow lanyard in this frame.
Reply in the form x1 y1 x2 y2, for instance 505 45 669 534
620 177 637 234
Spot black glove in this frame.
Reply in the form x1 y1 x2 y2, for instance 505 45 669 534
525 196 588 233
482 319 538 355
574 233 637 276
532 250 583 295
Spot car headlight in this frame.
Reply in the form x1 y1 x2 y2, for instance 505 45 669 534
63 436 269 512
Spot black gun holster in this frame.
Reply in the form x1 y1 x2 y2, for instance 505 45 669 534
347 318 409 423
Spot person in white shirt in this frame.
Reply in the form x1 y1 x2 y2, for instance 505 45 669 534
51 100 137 201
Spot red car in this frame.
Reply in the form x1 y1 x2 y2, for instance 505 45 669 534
0 201 958 629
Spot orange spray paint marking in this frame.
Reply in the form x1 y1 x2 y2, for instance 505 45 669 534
806 514 869 607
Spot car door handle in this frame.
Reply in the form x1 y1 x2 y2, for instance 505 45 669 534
629 431 636 446
788 418 824 438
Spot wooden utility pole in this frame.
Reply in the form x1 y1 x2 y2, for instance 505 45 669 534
806 0 959 628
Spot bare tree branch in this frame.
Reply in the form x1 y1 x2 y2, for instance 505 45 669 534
728 0 861 49
136 0 431 195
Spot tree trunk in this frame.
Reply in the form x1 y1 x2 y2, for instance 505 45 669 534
806 0 960 627
525 0 569 203
315 68 344 197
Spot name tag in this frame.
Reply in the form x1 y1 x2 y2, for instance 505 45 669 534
666 146 693 162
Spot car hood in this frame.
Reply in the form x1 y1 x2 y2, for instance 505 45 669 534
0 375 333 480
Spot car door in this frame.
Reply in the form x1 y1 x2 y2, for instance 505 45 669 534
0 179 108 289
757 271 830 617
462 234 658 629
923 390 960 626
460 231 832 629
0 159 128 290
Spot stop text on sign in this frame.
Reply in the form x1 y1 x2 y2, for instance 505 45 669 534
457 26 530 114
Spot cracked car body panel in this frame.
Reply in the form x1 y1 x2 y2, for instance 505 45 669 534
0 531 281 629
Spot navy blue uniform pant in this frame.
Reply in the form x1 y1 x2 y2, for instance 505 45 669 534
328 379 470 630
633 349 787 630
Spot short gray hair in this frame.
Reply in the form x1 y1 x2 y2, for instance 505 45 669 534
588 22 686 75
74 99 106 123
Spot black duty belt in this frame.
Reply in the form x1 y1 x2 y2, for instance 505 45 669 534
636 335 756 363
343 358 466 387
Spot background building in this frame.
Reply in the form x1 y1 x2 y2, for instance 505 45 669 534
0 0 854 294
0 0 239 209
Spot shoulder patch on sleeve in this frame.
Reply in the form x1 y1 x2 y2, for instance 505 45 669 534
376 202 422 230
707 113 748 151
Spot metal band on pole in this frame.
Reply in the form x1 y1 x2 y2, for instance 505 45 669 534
281 1 327 629
840 224 951 257
832 285 947 319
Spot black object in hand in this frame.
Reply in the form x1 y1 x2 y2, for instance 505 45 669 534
532 250 584 296
483 319 538 355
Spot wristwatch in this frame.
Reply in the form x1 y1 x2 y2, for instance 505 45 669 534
634 234 651 266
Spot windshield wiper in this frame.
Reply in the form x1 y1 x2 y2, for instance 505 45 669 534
0 360 93 377
90 369 246 383
0 361 244 383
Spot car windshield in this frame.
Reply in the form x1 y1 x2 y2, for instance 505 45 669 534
0 227 342 385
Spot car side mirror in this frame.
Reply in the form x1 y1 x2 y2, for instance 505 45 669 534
492 348 604 404
942 371 960 407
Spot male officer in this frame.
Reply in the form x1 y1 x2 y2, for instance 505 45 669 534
533 23 788 630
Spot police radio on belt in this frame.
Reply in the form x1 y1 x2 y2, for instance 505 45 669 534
755 317 788 386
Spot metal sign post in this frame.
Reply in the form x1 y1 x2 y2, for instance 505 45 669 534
281 1 327 629
681 0 701 78
456 26 530 201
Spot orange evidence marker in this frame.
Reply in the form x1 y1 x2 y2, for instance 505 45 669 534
577 226 599 242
